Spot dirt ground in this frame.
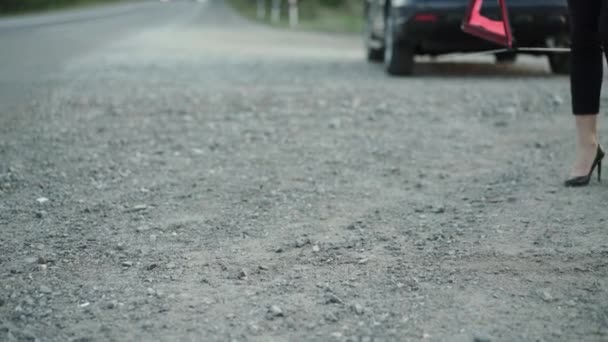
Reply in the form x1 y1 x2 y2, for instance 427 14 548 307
1 1 608 341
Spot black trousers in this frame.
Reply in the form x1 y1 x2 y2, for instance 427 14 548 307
568 0 608 115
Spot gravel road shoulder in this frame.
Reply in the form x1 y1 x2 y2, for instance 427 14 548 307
1 1 607 341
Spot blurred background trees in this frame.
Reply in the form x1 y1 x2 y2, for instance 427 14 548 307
0 0 121 15
230 0 363 33
295 0 360 18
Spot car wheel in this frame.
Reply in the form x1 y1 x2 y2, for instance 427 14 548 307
383 10 414 76
495 52 517 64
364 8 384 62
548 53 571 75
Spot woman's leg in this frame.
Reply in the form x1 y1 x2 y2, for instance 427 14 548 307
568 0 603 177
574 116 599 169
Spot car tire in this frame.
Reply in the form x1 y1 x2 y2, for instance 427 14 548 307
383 11 414 76
495 52 517 64
548 53 571 75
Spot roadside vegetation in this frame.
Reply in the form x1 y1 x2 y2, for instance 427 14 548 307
227 0 363 33
0 0 124 15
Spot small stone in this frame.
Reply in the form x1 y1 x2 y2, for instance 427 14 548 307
324 312 339 322
106 300 118 310
166 262 176 270
473 334 492 342
328 118 341 129
275 247 284 253
131 204 148 212
499 106 518 116
312 245 320 253
541 290 554 302
135 225 150 233
36 197 49 204
23 296 35 306
146 263 158 271
433 206 446 214
325 293 344 305
259 265 269 271
39 285 52 294
147 288 156 296
238 269 248 280
37 256 49 264
330 332 343 339
552 95 564 106
249 323 261 333
35 210 47 218
24 257 38 264
358 258 369 265
295 237 311 248
268 305 284 318
122 261 134 267
351 303 364 315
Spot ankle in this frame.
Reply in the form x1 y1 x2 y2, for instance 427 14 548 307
577 139 598 149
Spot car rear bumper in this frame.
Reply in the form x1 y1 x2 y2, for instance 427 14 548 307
392 3 569 54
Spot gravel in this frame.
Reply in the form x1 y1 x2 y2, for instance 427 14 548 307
295 237 311 248
351 303 365 316
1 0 607 341
268 305 284 319
39 286 52 295
325 293 344 305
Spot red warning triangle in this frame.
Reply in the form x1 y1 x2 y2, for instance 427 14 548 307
462 0 513 48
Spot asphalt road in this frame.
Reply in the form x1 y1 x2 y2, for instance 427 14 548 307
1 1 607 341
0 1 203 113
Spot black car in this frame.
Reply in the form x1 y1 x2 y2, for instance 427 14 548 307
364 0 571 75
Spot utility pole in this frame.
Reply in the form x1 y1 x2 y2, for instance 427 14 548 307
271 0 281 24
257 0 266 20
288 0 298 28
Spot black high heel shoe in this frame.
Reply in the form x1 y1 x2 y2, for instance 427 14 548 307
564 146 605 187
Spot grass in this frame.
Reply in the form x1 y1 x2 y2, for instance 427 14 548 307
0 0 127 16
226 0 364 34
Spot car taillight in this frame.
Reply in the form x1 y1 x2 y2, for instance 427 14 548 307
414 14 438 22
